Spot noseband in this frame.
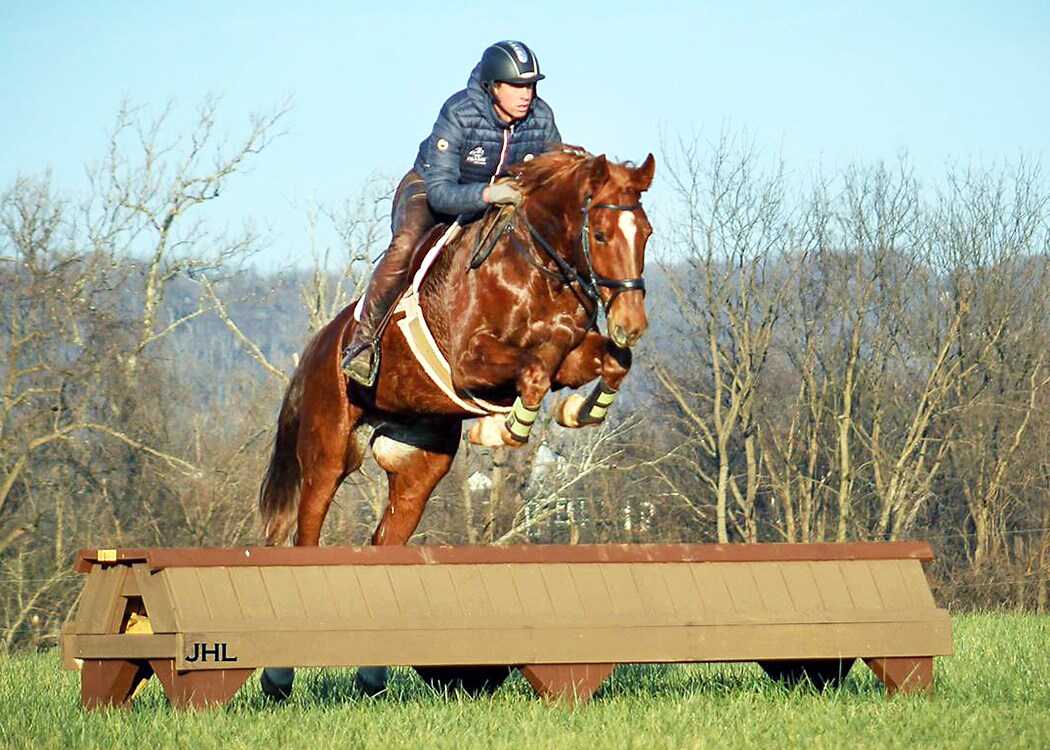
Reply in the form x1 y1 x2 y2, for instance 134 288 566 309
512 195 646 329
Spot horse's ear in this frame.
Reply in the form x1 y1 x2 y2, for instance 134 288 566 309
632 154 656 191
589 155 610 187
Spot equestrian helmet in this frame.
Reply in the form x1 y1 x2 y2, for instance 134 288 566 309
479 41 545 86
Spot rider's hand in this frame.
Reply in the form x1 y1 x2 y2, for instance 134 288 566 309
484 182 523 207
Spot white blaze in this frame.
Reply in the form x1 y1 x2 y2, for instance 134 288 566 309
618 211 638 252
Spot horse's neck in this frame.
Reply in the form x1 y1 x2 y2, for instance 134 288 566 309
417 203 583 340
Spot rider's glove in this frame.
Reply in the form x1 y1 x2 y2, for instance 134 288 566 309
486 182 524 207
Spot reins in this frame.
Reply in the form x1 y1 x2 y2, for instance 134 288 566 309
506 195 646 332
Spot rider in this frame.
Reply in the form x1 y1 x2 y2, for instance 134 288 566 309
342 40 562 386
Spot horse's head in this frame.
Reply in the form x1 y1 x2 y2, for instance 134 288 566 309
512 148 656 348
580 153 655 348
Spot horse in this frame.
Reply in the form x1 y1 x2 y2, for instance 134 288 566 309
257 147 655 698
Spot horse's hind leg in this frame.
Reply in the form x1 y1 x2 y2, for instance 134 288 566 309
370 425 459 545
295 400 364 546
353 420 461 696
261 402 364 702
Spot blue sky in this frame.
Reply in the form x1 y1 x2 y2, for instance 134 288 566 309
2 1 1047 268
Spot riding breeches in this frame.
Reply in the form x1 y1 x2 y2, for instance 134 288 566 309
349 170 442 349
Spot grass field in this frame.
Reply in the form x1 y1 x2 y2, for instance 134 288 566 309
1 613 1047 750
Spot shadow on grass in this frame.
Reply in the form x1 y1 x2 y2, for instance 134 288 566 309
233 662 891 710
593 662 887 703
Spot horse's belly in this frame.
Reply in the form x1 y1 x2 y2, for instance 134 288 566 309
372 318 508 417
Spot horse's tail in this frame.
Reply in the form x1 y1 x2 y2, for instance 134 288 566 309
259 365 306 546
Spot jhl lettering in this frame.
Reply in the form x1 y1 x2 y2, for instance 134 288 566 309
185 642 238 662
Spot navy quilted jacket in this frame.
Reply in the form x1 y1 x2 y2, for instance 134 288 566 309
413 63 561 216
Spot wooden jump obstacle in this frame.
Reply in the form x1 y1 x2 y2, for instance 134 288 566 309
62 542 953 709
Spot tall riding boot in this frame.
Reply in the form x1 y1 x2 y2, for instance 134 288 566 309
343 172 436 386
342 261 410 386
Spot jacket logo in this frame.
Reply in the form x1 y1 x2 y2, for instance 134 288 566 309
466 145 486 166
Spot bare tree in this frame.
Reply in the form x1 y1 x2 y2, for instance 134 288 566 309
655 133 799 542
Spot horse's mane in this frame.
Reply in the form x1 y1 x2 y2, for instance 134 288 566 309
507 145 593 195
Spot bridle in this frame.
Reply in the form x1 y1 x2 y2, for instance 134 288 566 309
510 194 646 329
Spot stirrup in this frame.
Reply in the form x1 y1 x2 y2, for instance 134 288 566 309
342 342 381 387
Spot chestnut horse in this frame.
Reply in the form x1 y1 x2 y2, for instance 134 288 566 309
256 148 654 696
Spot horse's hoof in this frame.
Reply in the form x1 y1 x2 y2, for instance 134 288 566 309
554 394 585 428
468 415 510 447
355 666 389 697
260 667 294 701
501 425 527 446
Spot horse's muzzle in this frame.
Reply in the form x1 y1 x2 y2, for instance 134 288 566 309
608 296 648 348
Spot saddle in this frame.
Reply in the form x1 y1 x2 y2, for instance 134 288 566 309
352 207 517 415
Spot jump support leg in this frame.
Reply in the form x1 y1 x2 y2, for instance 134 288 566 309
864 657 934 695
149 660 254 708
521 663 616 706
80 659 152 709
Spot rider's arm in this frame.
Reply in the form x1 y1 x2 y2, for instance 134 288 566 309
418 103 489 216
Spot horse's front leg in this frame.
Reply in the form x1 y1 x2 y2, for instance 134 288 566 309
456 335 565 447
552 331 632 428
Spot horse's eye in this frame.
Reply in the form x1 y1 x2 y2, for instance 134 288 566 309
594 231 608 243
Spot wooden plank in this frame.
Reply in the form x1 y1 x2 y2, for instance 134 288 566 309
777 562 824 613
110 605 946 635
415 565 460 619
659 562 703 618
568 563 614 615
259 567 304 622
897 559 937 608
162 568 212 631
509 565 555 617
119 572 140 597
73 567 127 635
289 566 333 622
176 616 953 669
750 562 796 613
196 568 243 623
721 562 764 615
133 566 178 633
448 564 490 617
539 564 586 618
227 567 276 626
354 566 399 619
74 541 937 572
690 562 734 619
599 564 647 617
61 632 78 670
479 565 525 618
321 566 369 622
386 567 430 618
68 634 179 660
811 561 854 610
629 564 677 618
867 560 915 610
839 560 885 611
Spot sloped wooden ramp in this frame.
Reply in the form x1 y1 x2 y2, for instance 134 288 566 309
63 542 952 708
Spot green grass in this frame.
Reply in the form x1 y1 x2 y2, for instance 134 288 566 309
1 614 1048 750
